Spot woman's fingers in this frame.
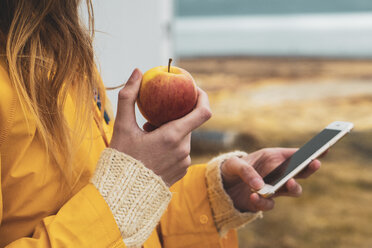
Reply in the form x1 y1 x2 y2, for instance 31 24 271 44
273 148 298 159
273 179 303 197
115 68 143 132
286 179 302 196
295 159 321 179
161 87 212 137
250 193 275 211
222 157 264 190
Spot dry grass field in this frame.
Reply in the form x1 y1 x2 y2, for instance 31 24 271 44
179 57 372 248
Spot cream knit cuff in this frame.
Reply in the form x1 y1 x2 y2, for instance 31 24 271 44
206 151 263 237
91 148 172 248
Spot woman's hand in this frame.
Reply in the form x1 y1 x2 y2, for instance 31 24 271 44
221 148 321 213
109 69 212 186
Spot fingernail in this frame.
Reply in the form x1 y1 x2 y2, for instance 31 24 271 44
131 69 140 80
251 178 264 189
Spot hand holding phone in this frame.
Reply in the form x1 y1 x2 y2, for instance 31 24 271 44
221 147 320 212
257 121 353 198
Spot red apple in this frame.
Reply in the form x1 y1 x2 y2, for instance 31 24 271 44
137 59 198 127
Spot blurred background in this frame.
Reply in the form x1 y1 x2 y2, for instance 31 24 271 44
91 0 372 247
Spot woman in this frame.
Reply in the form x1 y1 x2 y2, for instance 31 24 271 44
0 0 320 247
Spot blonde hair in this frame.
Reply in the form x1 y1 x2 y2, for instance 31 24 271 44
0 0 105 187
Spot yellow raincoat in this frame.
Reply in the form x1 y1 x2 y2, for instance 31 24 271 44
0 64 238 247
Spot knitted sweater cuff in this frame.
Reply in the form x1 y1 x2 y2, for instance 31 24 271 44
206 151 263 237
91 148 172 248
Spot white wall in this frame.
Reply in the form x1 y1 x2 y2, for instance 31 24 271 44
91 0 173 125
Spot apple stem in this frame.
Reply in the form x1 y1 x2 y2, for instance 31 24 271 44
168 58 173 73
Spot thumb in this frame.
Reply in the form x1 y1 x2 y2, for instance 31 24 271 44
222 157 265 190
115 68 142 132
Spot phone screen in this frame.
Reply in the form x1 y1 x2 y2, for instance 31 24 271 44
263 128 341 186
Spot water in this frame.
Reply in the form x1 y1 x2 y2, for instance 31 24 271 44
174 13 372 57
176 0 372 17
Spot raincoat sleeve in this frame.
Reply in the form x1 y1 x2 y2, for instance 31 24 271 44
1 148 172 248
205 151 263 236
0 67 122 247
0 66 171 247
159 152 263 248
0 170 126 247
159 164 240 248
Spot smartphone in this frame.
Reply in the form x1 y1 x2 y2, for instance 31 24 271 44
257 121 354 198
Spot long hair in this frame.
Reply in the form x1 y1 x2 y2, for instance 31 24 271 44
0 0 104 188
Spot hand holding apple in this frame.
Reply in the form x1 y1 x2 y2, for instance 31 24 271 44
110 68 212 186
137 59 198 127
